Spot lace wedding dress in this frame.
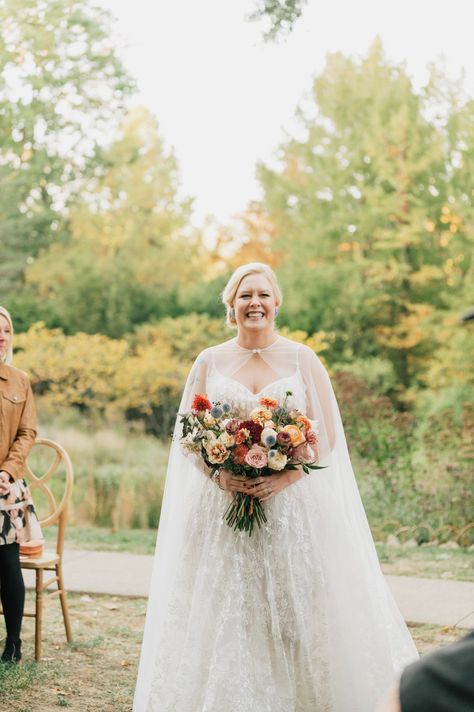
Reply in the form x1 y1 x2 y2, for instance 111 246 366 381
134 337 418 712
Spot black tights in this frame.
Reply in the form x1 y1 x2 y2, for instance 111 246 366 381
0 543 25 640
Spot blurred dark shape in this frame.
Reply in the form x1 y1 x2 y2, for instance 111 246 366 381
459 307 474 323
399 631 474 712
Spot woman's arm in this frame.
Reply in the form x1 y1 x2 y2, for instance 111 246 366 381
0 378 36 480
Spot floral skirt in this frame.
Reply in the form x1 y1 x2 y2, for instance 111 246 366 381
0 478 43 546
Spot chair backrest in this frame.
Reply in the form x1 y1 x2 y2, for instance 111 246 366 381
25 438 74 556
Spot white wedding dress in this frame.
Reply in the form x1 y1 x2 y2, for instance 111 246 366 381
134 338 418 712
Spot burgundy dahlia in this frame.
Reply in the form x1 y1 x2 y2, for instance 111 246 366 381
238 420 263 444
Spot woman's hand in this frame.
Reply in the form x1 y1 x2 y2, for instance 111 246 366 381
217 470 253 494
243 469 302 502
0 471 12 496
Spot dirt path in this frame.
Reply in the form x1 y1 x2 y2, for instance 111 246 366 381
1 591 469 712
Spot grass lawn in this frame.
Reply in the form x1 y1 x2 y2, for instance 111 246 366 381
0 591 145 712
0 591 470 712
44 526 474 581
43 526 158 556
376 542 474 582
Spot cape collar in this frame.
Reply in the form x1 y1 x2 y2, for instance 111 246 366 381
0 361 9 380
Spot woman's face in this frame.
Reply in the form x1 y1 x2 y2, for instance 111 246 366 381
0 314 12 360
233 274 278 333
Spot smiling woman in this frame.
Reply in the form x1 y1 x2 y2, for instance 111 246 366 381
133 263 418 712
224 262 281 347
223 262 282 329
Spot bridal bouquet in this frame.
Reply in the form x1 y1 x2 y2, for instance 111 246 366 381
180 391 324 535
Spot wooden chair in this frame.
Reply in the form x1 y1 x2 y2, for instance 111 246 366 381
20 438 74 661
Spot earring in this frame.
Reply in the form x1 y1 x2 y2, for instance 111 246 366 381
275 307 279 317
229 307 235 320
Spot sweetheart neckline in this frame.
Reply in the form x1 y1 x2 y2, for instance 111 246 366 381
211 370 299 398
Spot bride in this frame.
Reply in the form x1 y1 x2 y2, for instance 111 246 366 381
133 263 418 712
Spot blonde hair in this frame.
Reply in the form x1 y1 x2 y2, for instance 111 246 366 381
222 263 283 328
0 306 13 364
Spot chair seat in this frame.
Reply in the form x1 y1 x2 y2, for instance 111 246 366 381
20 551 60 569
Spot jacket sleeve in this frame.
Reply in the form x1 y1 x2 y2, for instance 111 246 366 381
1 377 37 480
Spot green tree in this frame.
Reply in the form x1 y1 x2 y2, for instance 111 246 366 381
0 0 134 291
26 107 206 336
250 0 307 40
258 41 473 392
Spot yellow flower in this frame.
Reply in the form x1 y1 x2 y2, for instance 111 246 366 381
249 407 272 426
203 412 217 427
219 432 235 448
268 450 288 471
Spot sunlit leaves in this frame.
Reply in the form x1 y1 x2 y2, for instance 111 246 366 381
0 0 134 287
249 0 307 41
258 41 473 390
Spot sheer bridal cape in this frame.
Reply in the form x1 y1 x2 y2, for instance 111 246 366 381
133 336 417 712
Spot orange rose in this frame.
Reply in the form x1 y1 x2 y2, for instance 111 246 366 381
296 415 312 432
280 424 305 446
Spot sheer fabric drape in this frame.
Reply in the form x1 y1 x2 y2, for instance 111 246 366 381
133 337 417 712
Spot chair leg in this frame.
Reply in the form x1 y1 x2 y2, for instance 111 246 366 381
56 562 72 643
35 569 43 662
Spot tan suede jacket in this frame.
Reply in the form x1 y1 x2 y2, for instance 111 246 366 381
0 361 37 480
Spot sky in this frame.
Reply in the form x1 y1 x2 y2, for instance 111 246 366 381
96 0 474 226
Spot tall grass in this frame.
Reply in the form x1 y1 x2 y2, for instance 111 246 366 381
30 409 169 530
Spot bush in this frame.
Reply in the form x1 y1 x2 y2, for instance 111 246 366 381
334 371 473 530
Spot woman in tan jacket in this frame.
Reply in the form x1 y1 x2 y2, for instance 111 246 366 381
0 306 42 664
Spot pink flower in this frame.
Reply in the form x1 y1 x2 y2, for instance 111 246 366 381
277 430 292 446
291 442 316 464
306 430 318 446
244 446 268 469
225 419 240 434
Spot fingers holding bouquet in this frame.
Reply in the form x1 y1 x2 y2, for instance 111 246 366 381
218 470 253 495
244 472 293 502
